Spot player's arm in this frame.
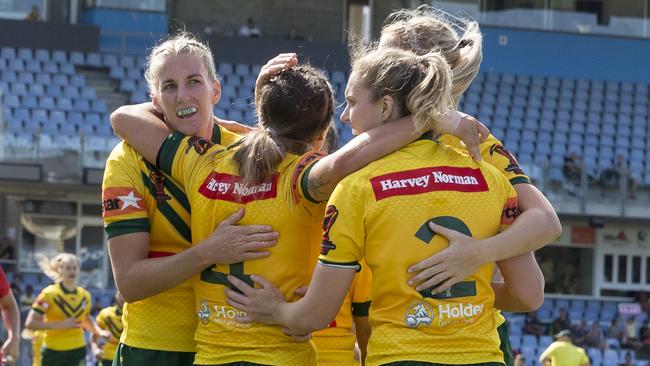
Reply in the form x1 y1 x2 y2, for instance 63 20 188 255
492 252 545 312
0 289 20 363
226 266 356 335
109 209 278 302
354 315 370 364
25 309 79 330
110 103 172 164
82 313 110 339
407 185 559 295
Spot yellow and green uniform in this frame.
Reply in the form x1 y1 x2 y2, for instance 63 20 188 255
32 283 92 351
102 125 238 354
539 341 589 366
319 136 520 366
157 132 325 365
441 133 529 366
32 330 44 366
96 305 124 362
310 225 372 366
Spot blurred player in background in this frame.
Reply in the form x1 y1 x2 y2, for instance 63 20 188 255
25 253 109 366
92 292 125 366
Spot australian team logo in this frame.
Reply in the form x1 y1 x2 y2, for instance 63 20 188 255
405 302 433 328
320 205 339 255
102 188 145 218
489 144 524 175
185 136 213 155
197 302 211 325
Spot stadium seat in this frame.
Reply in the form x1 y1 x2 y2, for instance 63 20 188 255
0 47 16 59
52 50 66 63
43 61 58 73
70 75 85 87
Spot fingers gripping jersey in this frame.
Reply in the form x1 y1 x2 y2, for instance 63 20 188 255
318 137 520 366
309 224 372 366
96 305 124 361
439 133 530 185
32 283 92 351
102 125 239 352
157 132 326 365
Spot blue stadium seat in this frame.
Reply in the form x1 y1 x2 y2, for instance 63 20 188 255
4 94 20 108
601 124 616 136
74 99 91 112
63 87 80 99
102 53 118 67
43 61 58 73
110 66 125 79
92 100 108 113
70 75 85 87
86 52 102 67
52 50 66 63
18 71 34 84
57 97 74 111
126 67 141 79
584 134 598 147
13 108 30 121
60 122 77 136
17 47 33 60
6 119 23 133
45 84 62 98
86 113 101 126
69 112 83 126
119 79 136 92
235 63 250 77
22 95 37 109
69 51 84 65
28 83 45 97
0 47 16 59
35 72 51 85
570 122 585 134
218 62 234 76
38 97 56 109
52 74 68 86
81 88 97 100
25 60 41 73
10 82 27 96
51 110 66 124
59 63 75 75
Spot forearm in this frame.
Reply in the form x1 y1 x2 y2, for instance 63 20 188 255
308 116 419 201
0 296 20 339
110 103 170 163
111 244 211 302
493 253 545 312
26 318 62 330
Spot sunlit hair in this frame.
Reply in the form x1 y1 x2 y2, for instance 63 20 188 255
36 253 80 282
232 65 334 185
144 31 218 96
381 5 482 105
351 47 455 134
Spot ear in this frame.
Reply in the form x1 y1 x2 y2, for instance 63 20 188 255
313 126 329 152
211 79 222 105
151 93 163 114
379 95 395 122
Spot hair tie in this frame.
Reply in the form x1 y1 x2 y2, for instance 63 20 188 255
458 39 471 48
264 126 278 140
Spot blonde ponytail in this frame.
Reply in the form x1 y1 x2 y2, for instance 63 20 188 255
232 129 285 186
36 253 79 282
407 53 455 132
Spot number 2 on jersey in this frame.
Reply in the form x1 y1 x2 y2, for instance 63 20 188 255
200 262 253 293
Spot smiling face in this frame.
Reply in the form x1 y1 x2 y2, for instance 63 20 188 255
340 72 385 136
150 53 221 138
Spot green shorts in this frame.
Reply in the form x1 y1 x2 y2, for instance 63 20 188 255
41 346 86 366
113 343 195 366
102 361 113 366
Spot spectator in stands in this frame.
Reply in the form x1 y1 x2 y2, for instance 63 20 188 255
585 322 606 351
562 151 582 185
606 316 626 341
18 284 36 315
91 296 103 316
0 266 20 364
550 308 571 336
524 311 546 336
635 291 650 314
600 155 638 199
618 351 634 366
622 316 640 349
239 17 261 38
572 319 590 348
25 5 41 21
539 330 590 366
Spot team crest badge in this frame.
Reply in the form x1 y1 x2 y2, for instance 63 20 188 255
186 136 213 155
405 301 433 328
489 144 524 175
320 205 339 255
197 302 211 324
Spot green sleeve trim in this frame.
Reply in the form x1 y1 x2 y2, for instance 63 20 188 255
157 132 185 175
32 307 45 315
300 161 321 204
211 124 222 144
351 301 371 317
140 172 192 243
509 176 531 185
318 259 361 272
105 218 150 239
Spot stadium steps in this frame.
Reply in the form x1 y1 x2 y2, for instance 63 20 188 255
76 67 129 115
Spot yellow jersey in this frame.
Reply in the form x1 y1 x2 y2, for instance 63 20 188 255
157 132 325 365
310 224 372 366
439 133 530 185
96 305 124 361
319 136 520 366
32 283 92 351
102 125 239 352
539 341 589 366
32 330 43 366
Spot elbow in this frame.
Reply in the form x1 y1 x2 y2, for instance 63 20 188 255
517 281 545 312
113 278 142 303
546 211 562 242
110 105 133 139
25 317 35 330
